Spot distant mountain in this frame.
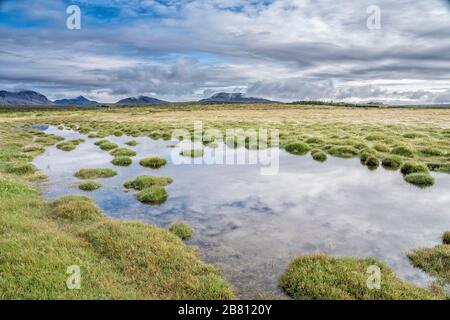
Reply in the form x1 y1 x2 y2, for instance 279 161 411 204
200 92 273 103
53 96 98 105
0 90 53 105
116 96 168 105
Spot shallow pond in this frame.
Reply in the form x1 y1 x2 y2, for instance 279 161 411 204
33 126 450 299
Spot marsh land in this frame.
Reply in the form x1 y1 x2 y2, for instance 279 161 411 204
0 103 449 300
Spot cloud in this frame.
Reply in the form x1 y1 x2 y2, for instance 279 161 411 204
0 0 450 103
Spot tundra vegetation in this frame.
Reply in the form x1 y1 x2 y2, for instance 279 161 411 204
74 168 117 179
78 181 102 191
280 254 445 300
169 222 193 240
139 157 167 169
1 103 450 299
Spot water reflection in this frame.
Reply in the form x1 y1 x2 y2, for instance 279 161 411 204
33 126 450 299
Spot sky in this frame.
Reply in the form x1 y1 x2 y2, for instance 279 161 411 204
1 0 450 104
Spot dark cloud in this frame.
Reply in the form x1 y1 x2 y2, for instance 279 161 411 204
0 0 450 103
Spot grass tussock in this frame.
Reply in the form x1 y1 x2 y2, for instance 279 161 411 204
124 175 173 190
382 156 402 170
136 186 168 205
49 196 104 222
125 140 138 146
404 173 435 188
139 157 167 169
110 148 137 157
79 181 102 191
311 149 327 162
111 156 132 167
169 222 193 240
400 161 429 176
280 254 443 300
74 168 117 179
284 142 310 155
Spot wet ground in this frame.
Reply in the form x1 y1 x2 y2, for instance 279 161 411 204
33 126 450 299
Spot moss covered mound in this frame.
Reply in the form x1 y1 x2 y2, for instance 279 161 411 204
111 156 132 167
364 156 380 168
124 175 173 190
99 142 118 151
125 140 138 146
311 149 327 162
404 173 435 187
400 161 429 176
382 156 402 170
74 168 117 179
110 148 137 157
56 141 76 151
79 181 102 191
284 142 310 155
280 254 443 300
49 196 103 222
140 157 167 169
81 221 234 299
169 222 193 240
136 186 168 205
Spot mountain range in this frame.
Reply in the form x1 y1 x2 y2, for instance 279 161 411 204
0 90 273 106
53 96 99 105
199 92 272 103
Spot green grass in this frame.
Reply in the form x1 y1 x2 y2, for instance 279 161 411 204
99 142 118 151
74 168 117 179
420 148 444 157
124 175 173 190
409 239 450 285
327 145 359 158
139 157 167 169
111 156 132 167
125 140 138 146
136 186 168 205
49 196 104 222
79 181 102 191
391 145 415 157
0 178 37 198
110 148 137 157
311 149 327 162
21 145 45 153
280 254 443 300
81 221 234 299
404 173 435 187
364 156 380 168
382 156 402 170
400 161 429 175
180 149 205 158
169 222 193 240
55 139 84 152
6 162 36 175
284 142 310 155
